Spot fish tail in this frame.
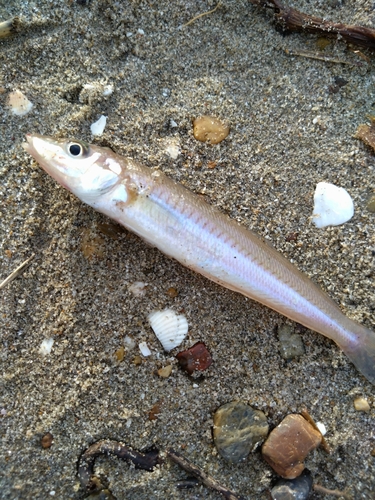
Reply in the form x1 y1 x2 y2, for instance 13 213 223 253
339 322 375 385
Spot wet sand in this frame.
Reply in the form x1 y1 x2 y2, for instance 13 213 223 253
0 1 374 498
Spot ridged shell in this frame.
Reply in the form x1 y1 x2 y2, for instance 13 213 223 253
148 308 188 352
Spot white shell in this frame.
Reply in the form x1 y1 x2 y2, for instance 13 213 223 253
7 90 33 116
39 337 54 355
148 308 188 351
90 115 107 136
312 182 354 228
139 341 152 357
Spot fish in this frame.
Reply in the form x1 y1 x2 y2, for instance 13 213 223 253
22 133 375 385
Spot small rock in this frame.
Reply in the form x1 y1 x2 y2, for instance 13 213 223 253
166 287 178 298
278 324 305 360
366 194 375 213
353 397 370 412
262 414 322 479
213 401 269 463
115 346 125 362
271 469 313 500
157 365 172 378
193 115 230 144
41 432 53 449
176 342 212 375
132 355 142 365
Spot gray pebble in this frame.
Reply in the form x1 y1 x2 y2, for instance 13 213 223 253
213 401 269 463
278 324 305 360
271 469 313 500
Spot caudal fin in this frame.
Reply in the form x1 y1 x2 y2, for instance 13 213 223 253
339 323 375 385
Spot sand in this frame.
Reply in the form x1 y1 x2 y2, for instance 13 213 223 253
0 0 374 498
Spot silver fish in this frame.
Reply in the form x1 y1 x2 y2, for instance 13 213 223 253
23 133 375 384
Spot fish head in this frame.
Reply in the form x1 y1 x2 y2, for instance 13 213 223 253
23 134 120 202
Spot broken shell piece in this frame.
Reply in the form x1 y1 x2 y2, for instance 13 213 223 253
312 182 354 228
90 115 107 136
128 281 148 297
139 341 151 357
39 338 54 356
148 308 188 352
7 90 33 116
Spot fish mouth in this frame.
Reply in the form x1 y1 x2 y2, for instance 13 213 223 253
22 133 33 153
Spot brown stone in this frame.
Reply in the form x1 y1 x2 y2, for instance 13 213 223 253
193 116 230 145
41 432 53 449
176 342 212 375
262 414 322 479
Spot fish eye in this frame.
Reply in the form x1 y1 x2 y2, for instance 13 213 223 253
68 143 83 157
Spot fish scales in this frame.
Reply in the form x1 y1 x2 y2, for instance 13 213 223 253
23 134 375 385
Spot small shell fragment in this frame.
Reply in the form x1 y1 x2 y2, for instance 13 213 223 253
148 308 188 351
90 115 107 136
7 90 33 116
312 182 354 228
39 338 54 356
128 281 148 297
139 341 152 357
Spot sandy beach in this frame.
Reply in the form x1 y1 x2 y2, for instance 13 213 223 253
0 1 374 498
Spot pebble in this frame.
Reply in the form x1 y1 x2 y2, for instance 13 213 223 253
366 194 375 213
213 401 269 463
115 346 125 362
262 414 322 479
176 342 212 375
193 115 230 144
353 397 370 412
41 432 54 449
271 469 313 500
166 286 178 298
312 182 354 228
157 365 172 378
278 324 305 360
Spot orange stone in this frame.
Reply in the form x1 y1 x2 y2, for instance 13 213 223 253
262 414 322 479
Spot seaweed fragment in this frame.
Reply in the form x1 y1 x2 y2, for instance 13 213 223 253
78 440 160 495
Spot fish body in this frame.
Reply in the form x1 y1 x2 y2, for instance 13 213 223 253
23 134 375 384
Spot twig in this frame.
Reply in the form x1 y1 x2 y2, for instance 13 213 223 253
167 448 245 500
183 2 221 27
0 254 35 290
313 483 353 499
284 48 358 66
78 439 160 491
250 0 375 51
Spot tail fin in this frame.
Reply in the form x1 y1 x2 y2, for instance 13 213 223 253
339 322 375 385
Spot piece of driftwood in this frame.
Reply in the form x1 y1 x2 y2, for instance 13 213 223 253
250 0 375 51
